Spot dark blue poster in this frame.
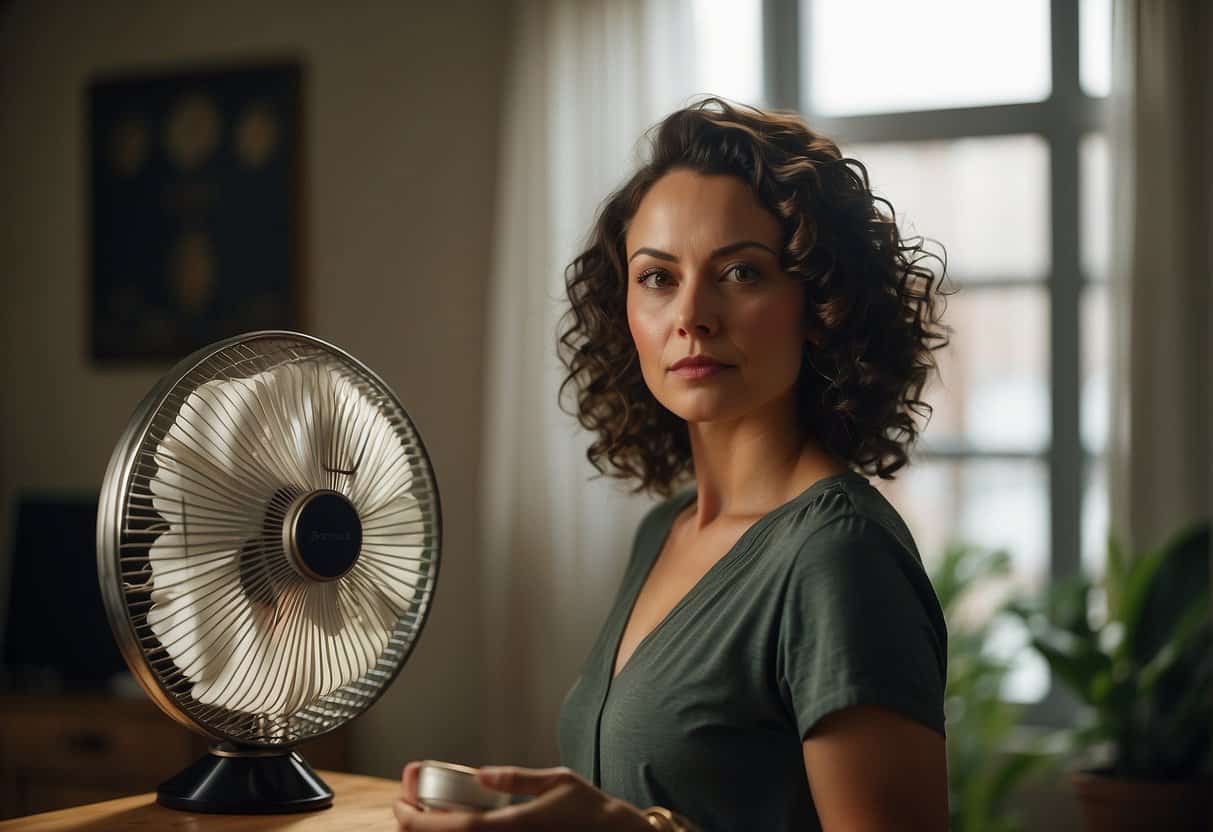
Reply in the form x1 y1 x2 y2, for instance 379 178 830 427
89 60 302 362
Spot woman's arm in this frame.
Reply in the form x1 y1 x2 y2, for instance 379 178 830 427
802 704 948 832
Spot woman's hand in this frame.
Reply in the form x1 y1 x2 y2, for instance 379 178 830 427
393 762 654 831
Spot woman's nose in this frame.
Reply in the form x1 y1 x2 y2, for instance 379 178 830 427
674 281 719 337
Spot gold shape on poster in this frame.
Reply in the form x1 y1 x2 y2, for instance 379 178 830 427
171 231 217 313
110 116 149 176
236 104 279 168
164 93 221 170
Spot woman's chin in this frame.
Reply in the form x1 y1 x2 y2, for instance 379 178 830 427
667 401 743 425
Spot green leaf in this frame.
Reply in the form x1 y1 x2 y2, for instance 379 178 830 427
1130 523 1211 666
1157 653 1212 741
934 543 1012 617
1117 547 1167 642
1027 629 1113 704
1047 577 1097 638
1138 594 1211 691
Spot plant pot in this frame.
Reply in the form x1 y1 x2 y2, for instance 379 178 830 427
1071 770 1212 832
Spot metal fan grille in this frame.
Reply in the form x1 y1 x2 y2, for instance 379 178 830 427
99 333 439 746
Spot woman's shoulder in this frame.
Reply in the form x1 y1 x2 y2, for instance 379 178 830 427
772 472 948 664
767 470 926 576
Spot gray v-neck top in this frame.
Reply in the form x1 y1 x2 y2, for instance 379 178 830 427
557 469 947 832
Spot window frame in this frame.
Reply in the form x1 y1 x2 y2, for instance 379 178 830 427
763 0 1107 724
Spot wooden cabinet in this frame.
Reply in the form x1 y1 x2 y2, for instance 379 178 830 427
0 694 351 819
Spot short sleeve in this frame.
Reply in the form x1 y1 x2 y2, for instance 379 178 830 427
776 512 948 741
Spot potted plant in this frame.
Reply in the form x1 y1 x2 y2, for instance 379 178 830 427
931 543 1055 832
1009 522 1212 831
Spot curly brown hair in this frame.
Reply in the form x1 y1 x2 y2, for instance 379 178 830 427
556 97 951 499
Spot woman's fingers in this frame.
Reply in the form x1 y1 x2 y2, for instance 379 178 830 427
401 760 423 807
393 797 417 827
394 800 484 831
477 765 579 796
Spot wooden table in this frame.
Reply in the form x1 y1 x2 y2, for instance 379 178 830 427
0 772 400 831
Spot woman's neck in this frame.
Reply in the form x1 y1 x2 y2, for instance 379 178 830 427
683 395 847 531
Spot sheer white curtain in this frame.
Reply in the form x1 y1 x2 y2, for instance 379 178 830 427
478 0 762 766
1106 0 1213 554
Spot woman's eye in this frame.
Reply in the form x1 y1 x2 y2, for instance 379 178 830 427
635 264 759 288
637 269 670 288
725 263 760 283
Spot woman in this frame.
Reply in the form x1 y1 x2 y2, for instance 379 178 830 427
395 97 951 831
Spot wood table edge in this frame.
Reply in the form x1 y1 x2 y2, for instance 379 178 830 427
0 770 399 830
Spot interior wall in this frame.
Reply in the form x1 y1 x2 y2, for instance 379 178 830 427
0 0 509 777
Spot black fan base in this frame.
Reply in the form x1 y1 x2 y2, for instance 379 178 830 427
157 746 333 813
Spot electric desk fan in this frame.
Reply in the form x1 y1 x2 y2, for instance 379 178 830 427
96 331 440 813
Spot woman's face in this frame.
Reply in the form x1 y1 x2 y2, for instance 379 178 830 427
625 168 809 427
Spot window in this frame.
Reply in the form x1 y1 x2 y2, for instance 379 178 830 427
692 0 765 107
763 0 1111 712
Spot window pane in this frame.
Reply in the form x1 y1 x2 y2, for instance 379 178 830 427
1081 0 1112 98
691 0 764 107
803 0 1051 116
844 136 1050 282
875 458 1050 702
1080 133 1110 281
1081 285 1108 454
1081 281 1109 579
877 459 1050 589
1082 457 1109 577
922 286 1049 452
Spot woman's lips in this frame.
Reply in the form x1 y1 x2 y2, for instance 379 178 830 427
670 363 732 379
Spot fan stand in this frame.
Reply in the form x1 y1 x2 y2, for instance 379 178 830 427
157 742 333 813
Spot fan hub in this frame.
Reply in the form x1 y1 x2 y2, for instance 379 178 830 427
283 490 362 581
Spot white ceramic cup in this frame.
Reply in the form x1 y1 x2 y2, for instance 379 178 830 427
416 760 512 813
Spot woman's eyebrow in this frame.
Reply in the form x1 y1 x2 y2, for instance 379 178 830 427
627 240 778 263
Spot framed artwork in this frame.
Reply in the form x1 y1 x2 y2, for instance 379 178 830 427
88 59 303 362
